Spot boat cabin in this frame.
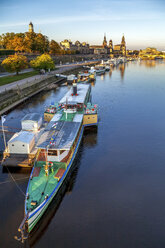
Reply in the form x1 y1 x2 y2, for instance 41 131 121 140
21 113 42 132
36 115 83 163
8 131 35 154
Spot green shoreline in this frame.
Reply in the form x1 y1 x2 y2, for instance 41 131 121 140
0 70 39 86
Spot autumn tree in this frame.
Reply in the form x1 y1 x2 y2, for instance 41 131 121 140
34 33 49 53
1 54 28 75
30 54 55 71
0 32 15 49
49 40 62 54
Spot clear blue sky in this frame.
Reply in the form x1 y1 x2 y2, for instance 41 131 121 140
1 0 165 50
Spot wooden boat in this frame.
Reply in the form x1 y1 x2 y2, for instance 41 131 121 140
17 84 98 240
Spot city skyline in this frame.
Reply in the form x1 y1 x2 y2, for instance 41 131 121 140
1 0 165 50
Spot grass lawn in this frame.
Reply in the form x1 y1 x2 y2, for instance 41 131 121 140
0 70 39 86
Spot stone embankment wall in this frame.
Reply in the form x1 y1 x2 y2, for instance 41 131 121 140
0 64 87 115
0 75 62 115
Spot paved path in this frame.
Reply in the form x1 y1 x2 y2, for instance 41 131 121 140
0 60 99 93
0 65 80 93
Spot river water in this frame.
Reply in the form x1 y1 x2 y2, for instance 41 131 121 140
1 60 165 248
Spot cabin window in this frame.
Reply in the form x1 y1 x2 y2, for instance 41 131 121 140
48 150 57 156
60 150 65 155
22 144 25 147
12 144 14 146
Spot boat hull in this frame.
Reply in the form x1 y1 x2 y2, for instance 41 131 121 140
26 125 84 233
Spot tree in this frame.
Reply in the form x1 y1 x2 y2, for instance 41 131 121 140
35 34 49 53
49 40 62 54
11 36 25 52
30 54 55 71
1 54 28 75
0 32 15 49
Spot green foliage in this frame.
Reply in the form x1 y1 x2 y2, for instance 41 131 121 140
1 54 28 75
0 71 39 86
30 54 55 70
49 40 62 54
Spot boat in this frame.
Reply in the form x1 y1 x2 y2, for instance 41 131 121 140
94 66 106 75
17 83 98 240
1 113 43 168
77 72 91 84
67 74 77 84
44 103 59 122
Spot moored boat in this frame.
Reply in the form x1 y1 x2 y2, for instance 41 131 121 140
77 72 91 84
94 66 106 75
17 83 98 240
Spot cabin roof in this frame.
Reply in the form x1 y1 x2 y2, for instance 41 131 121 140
36 120 81 150
21 113 42 122
8 131 35 144
59 84 90 104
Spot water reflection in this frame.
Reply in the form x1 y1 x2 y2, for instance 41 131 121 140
140 60 156 67
118 63 126 80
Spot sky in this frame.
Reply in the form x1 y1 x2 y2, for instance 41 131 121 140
0 0 165 50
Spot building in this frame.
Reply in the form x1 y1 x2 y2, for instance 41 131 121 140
90 34 126 56
110 34 126 57
29 22 34 33
60 39 90 54
89 45 108 55
103 33 108 48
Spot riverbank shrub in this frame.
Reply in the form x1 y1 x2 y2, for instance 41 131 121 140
1 54 28 75
30 54 55 71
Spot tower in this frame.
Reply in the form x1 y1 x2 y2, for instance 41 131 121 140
121 34 126 56
29 22 34 33
109 39 113 53
103 33 107 48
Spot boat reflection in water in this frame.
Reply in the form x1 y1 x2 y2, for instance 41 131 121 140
28 128 97 247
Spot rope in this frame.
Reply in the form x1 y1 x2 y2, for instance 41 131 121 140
0 176 29 185
5 166 26 197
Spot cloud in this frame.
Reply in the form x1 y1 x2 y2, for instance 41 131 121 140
0 11 163 28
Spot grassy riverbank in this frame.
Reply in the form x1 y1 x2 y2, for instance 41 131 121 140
0 70 39 86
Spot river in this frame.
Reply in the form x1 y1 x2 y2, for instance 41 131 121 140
1 59 165 248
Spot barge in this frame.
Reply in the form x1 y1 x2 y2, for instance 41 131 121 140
17 83 98 240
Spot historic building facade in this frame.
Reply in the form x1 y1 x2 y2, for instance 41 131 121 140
109 34 126 57
60 39 91 54
90 34 127 56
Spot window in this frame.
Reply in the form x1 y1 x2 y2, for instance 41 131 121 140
48 150 57 156
22 144 25 147
12 144 14 146
60 150 65 155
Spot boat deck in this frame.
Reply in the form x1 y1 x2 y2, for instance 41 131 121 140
26 161 66 211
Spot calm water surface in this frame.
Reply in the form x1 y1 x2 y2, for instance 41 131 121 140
1 60 165 248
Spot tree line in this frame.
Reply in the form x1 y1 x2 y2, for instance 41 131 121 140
1 54 55 75
0 32 76 55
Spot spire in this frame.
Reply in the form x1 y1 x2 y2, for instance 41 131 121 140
103 33 107 47
121 34 125 44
